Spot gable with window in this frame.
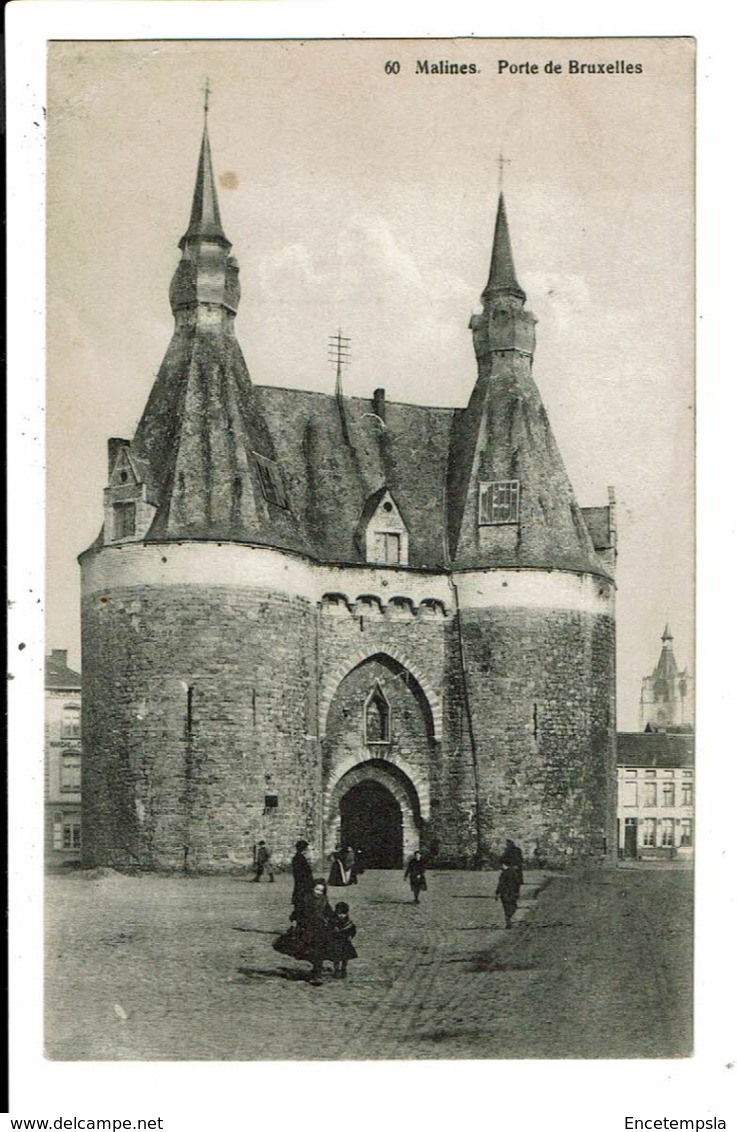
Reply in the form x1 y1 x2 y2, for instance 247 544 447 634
361 489 409 566
103 441 157 544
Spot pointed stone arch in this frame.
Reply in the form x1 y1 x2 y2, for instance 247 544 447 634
319 646 442 740
325 752 429 844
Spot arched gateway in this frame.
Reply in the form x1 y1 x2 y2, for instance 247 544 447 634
326 759 423 868
322 652 432 865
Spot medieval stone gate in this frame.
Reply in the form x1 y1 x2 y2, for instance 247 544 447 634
321 650 434 866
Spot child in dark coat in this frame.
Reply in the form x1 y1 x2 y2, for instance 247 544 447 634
331 901 358 979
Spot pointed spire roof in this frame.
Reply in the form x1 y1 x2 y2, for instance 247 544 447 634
654 628 679 681
482 193 526 302
180 119 230 248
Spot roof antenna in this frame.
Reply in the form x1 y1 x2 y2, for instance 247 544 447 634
328 330 352 444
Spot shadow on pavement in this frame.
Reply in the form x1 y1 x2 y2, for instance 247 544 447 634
237 965 311 982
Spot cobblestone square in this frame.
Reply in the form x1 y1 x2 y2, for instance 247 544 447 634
45 865 692 1061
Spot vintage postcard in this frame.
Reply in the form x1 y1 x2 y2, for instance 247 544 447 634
9 16 717 1129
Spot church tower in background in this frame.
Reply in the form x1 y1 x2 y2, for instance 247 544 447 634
640 625 694 732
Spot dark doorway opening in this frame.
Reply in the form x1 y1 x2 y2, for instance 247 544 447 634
340 780 403 869
624 818 638 859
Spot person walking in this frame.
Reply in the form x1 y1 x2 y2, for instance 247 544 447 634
328 844 347 887
331 901 357 979
501 838 524 886
291 839 314 926
301 879 334 985
495 860 522 929
253 840 274 883
404 850 427 904
343 846 357 885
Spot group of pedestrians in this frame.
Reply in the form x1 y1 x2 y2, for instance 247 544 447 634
273 839 358 985
263 835 527 984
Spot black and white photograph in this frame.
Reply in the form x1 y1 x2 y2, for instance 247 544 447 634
10 12 729 1126
38 35 695 1063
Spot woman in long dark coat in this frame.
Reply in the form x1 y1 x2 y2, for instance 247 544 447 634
495 861 522 929
404 851 427 904
328 845 347 887
300 879 334 984
500 839 524 886
291 839 314 925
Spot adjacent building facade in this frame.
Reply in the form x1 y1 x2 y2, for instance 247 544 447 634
45 649 82 868
617 626 695 860
616 732 694 860
79 114 617 872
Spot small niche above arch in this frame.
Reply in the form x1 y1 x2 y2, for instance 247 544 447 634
364 683 391 745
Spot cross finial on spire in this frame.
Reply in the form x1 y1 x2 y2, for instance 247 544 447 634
497 150 511 192
203 78 211 117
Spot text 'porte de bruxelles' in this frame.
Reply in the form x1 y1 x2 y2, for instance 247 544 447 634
413 59 643 75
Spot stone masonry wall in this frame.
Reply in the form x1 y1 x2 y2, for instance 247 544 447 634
450 605 616 866
81 584 319 871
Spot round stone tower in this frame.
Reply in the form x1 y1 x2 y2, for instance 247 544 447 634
80 113 322 871
445 193 617 865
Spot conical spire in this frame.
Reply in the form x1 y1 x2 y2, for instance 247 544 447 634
654 627 678 681
180 119 230 249
170 106 240 319
482 193 526 302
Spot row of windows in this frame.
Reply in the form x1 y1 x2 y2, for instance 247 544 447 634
638 817 692 847
622 780 693 807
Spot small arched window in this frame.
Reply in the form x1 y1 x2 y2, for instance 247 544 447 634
364 684 390 744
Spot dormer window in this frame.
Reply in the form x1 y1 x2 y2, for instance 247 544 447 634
360 488 409 566
364 684 391 744
103 439 157 545
479 480 520 525
253 453 288 510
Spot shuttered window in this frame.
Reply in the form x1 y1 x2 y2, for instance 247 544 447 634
479 480 520 525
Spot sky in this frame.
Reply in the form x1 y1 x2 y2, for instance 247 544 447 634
46 37 695 729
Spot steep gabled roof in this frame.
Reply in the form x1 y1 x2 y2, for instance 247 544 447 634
45 650 81 691
617 732 694 769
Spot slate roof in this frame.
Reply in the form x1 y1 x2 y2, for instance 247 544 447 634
483 192 526 302
617 732 695 769
257 386 455 568
45 650 81 691
86 127 615 584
